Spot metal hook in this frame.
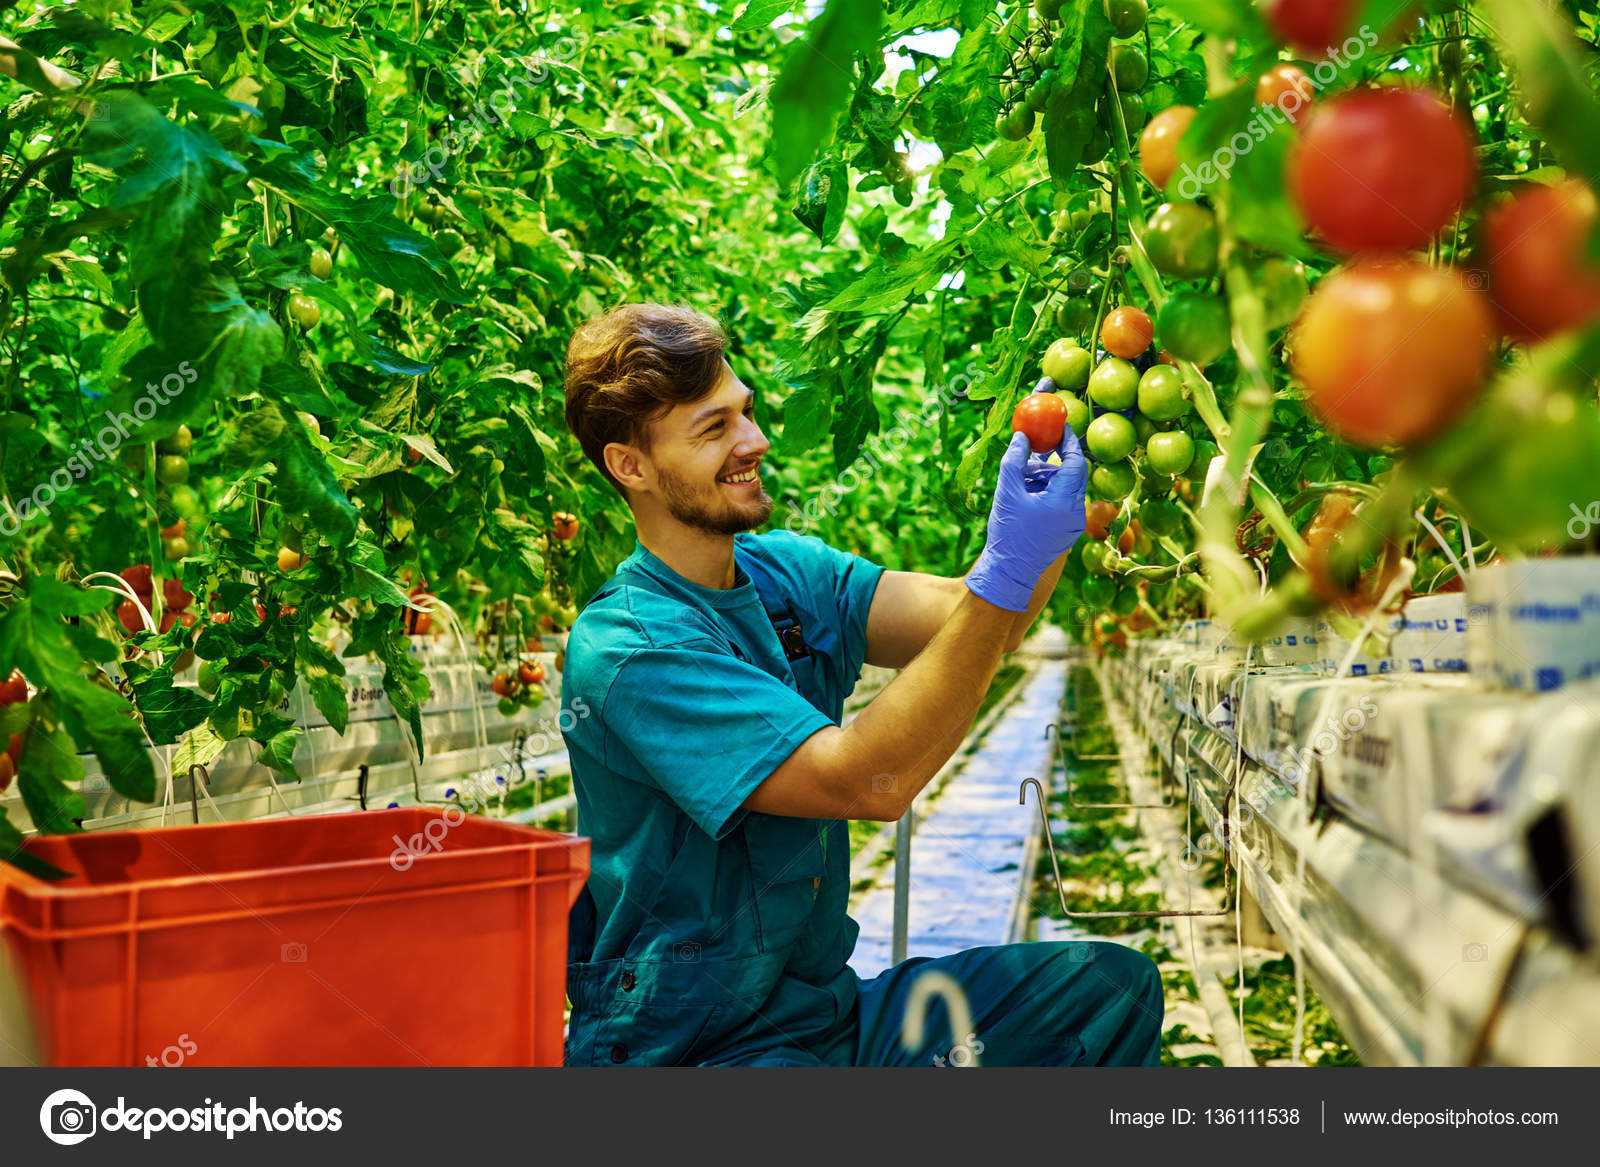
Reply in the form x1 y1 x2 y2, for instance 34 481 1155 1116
902 970 979 1067
510 729 528 788
1045 722 1175 809
1019 777 1234 918
356 762 369 811
187 764 208 825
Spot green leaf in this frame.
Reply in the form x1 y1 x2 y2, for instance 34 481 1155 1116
269 403 361 545
299 640 351 736
1157 0 1267 36
29 577 113 618
780 381 835 452
793 157 849 245
770 0 885 186
968 221 1047 276
732 0 797 31
124 662 211 744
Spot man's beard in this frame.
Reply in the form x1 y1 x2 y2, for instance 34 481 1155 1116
656 462 773 536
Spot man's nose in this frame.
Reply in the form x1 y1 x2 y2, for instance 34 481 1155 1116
733 413 770 457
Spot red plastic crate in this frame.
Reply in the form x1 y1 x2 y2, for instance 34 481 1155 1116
0 809 588 1066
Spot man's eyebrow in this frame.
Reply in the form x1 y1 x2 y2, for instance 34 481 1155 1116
689 389 754 427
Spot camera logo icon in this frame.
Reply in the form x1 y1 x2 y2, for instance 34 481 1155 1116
673 940 702 962
281 941 308 962
1462 942 1488 962
39 1088 97 1145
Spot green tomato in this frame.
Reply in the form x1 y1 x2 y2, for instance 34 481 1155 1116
1087 412 1138 462
1035 0 1065 19
521 683 546 707
156 455 190 486
998 106 1034 141
1145 203 1220 281
1138 497 1183 536
1254 256 1310 331
309 247 334 279
197 660 220 694
1106 0 1148 38
1137 365 1191 421
1042 340 1092 391
435 228 465 258
1158 292 1232 366
1099 91 1146 133
287 292 320 329
1081 541 1115 577
1146 431 1196 476
1109 44 1148 90
1133 413 1159 444
1028 69 1058 112
1091 462 1137 498
1088 358 1140 410
1081 575 1118 606
1110 587 1140 616
1056 298 1096 335
156 424 193 457
497 696 519 717
1057 392 1091 437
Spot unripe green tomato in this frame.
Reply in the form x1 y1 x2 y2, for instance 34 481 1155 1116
162 536 189 561
1137 365 1191 421
1146 430 1196 476
309 247 334 279
1056 298 1096 335
497 696 519 716
1110 44 1148 90
1035 0 1065 20
1057 392 1091 437
156 455 190 485
1134 414 1160 444
197 660 220 694
1145 202 1220 280
435 228 465 258
1091 461 1137 499
521 683 546 707
287 292 320 329
1106 0 1148 38
1042 340 1092 391
1088 358 1139 410
156 424 193 457
1110 587 1140 616
1087 413 1138 462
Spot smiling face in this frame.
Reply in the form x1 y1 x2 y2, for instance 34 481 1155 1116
629 363 773 536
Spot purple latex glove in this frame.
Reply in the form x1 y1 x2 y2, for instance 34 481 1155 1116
966 377 1089 612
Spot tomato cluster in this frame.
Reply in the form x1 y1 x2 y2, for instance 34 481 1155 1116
489 656 548 717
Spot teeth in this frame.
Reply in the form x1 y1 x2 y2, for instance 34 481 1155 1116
723 470 758 484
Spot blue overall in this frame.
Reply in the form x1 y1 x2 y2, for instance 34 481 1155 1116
559 530 1162 1066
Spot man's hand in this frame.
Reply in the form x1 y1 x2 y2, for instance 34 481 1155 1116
965 377 1089 612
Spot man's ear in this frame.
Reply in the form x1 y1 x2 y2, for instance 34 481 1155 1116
604 442 647 493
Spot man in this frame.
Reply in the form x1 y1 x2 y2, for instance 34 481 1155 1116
558 303 1163 1067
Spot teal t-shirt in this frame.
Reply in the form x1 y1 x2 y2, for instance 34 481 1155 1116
559 529 885 1066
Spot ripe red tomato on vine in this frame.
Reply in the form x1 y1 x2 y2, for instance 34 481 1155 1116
1011 392 1069 453
1482 178 1600 342
1101 307 1154 360
1289 87 1476 255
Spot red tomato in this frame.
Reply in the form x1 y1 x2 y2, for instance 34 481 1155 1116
1117 519 1143 556
1289 87 1475 255
1483 179 1600 342
1101 306 1154 360
1265 0 1358 55
0 670 26 706
1291 259 1494 447
117 599 145 634
210 611 233 625
1139 105 1196 192
6 731 21 763
160 517 186 540
1256 63 1315 122
519 661 546 686
162 577 194 611
277 546 307 573
158 610 198 634
553 512 580 541
0 752 12 794
121 563 154 597
1011 393 1069 453
491 673 515 697
1085 499 1119 542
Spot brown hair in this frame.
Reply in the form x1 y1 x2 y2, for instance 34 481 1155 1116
563 303 729 496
